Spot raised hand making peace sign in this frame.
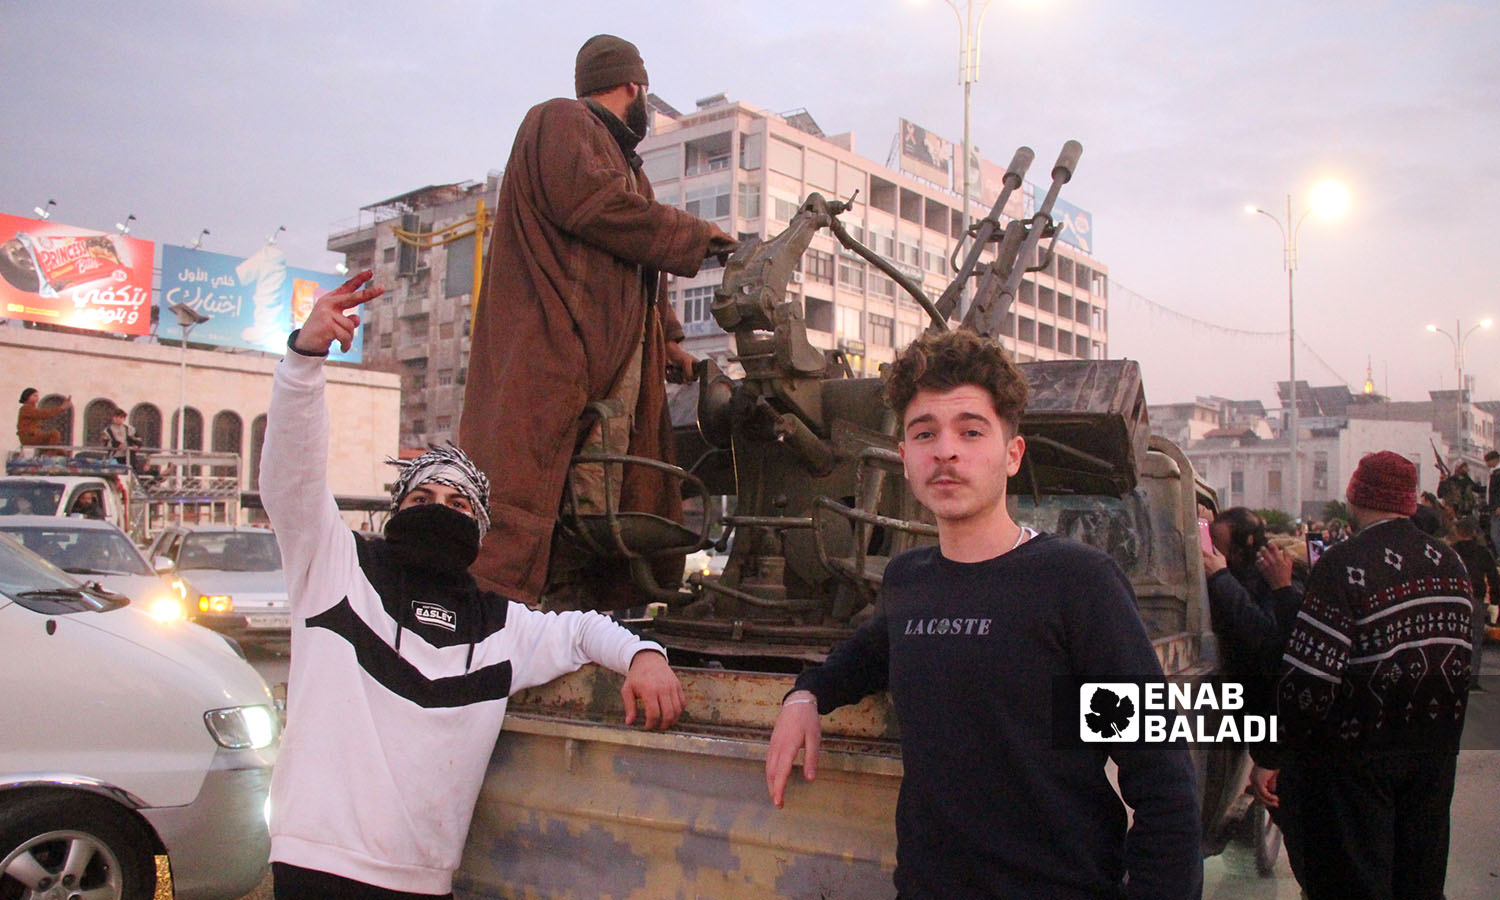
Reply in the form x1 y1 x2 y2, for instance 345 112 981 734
293 270 385 355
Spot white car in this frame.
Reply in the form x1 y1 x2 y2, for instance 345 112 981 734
0 532 279 899
146 525 291 644
0 515 180 622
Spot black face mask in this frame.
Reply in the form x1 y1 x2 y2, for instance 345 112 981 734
384 503 480 573
626 89 649 137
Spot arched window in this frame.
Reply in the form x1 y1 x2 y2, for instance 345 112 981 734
131 404 162 449
249 414 268 490
212 411 243 480
40 394 74 446
170 407 204 451
83 399 116 448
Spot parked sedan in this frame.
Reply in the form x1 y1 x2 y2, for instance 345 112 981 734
0 515 181 621
0 532 278 899
146 525 291 644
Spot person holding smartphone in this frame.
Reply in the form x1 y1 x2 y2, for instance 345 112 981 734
1201 507 1307 879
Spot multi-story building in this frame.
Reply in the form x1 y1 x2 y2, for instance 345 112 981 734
1156 380 1498 518
328 177 499 449
1187 418 1445 519
639 93 1109 376
1148 396 1274 448
334 95 1111 448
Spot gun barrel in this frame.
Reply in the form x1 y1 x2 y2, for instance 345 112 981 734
1051 140 1083 184
1005 147 1035 188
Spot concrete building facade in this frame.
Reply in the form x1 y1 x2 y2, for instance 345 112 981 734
639 94 1110 376
1186 417 1444 518
1154 381 1494 518
327 177 499 450
1148 396 1274 448
2 325 401 504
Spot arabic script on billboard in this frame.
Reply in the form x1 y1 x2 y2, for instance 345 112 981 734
159 244 360 361
0 213 154 335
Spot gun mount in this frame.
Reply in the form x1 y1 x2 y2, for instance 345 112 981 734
542 141 1148 664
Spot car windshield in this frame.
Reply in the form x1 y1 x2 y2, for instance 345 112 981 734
0 525 152 576
0 482 64 516
0 534 122 613
1011 491 1158 583
178 531 283 572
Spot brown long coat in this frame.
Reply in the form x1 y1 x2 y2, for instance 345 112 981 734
460 98 716 602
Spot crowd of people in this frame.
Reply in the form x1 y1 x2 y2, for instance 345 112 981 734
1202 449 1487 897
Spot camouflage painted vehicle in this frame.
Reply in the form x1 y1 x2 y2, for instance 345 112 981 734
454 143 1260 898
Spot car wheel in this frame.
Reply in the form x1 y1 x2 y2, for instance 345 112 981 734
0 793 156 900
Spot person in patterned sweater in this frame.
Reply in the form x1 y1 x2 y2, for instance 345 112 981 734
1253 450 1472 900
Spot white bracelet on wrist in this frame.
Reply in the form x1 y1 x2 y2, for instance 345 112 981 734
783 697 817 707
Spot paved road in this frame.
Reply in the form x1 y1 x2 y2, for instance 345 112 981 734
242 644 1500 899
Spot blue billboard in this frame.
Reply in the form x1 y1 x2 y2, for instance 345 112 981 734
1049 195 1094 255
158 244 361 361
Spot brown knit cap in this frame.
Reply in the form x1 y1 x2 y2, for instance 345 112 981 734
1346 450 1418 516
575 35 648 97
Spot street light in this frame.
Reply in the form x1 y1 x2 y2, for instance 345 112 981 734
1245 180 1348 520
916 0 996 318
115 214 136 236
33 199 56 220
167 302 211 491
1425 318 1493 461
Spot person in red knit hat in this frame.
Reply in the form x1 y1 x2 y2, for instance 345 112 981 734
1250 450 1474 899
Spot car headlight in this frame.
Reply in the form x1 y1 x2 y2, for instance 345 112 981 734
204 705 279 750
148 594 185 623
199 594 233 613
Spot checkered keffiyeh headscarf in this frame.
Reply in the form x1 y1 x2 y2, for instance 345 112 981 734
387 442 492 538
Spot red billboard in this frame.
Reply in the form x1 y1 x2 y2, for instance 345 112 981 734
0 213 155 335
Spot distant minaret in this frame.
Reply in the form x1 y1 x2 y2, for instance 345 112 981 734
1362 357 1376 396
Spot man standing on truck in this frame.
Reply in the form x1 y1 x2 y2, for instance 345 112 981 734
16 387 71 449
261 272 686 899
1253 451 1472 899
765 329 1202 899
459 34 737 607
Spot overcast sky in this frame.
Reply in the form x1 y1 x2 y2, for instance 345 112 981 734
3 0 1495 408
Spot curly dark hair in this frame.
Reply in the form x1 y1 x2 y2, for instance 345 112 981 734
883 330 1028 433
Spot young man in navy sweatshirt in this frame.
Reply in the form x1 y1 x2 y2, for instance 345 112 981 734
765 329 1202 899
262 272 685 898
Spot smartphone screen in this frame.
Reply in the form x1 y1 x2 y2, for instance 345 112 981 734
1307 536 1326 567
1197 518 1214 554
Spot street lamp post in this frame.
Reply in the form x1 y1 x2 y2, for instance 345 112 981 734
940 0 995 319
1425 318 1493 461
167 303 211 491
1245 183 1347 521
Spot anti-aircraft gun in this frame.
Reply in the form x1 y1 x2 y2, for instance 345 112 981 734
460 143 1266 898
546 142 1170 665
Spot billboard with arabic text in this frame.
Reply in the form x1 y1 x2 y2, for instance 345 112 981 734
158 244 360 361
0 213 155 335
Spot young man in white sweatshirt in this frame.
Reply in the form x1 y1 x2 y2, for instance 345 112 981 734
261 271 685 899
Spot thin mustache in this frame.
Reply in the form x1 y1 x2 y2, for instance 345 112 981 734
927 469 964 485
